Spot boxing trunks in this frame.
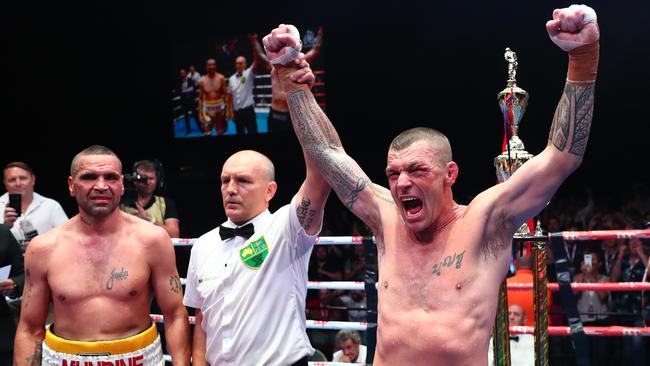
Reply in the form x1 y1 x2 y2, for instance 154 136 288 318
41 322 163 366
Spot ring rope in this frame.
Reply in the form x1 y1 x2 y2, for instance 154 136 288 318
150 314 371 330
176 278 650 292
171 229 650 247
150 314 650 336
162 355 364 366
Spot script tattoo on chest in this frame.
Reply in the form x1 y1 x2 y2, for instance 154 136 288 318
431 250 466 276
106 267 129 290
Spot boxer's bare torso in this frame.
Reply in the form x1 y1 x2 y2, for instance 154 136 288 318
200 73 226 103
35 214 160 340
372 191 513 366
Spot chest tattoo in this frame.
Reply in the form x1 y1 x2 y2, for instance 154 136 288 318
106 267 129 290
431 250 466 276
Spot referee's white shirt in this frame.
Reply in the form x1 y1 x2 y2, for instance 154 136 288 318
228 66 255 111
184 195 318 366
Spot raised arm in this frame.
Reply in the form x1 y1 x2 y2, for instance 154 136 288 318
491 5 600 229
248 34 268 72
263 25 393 234
14 237 52 366
148 229 190 366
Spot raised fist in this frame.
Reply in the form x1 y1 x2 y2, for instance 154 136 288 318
546 4 600 52
263 24 303 65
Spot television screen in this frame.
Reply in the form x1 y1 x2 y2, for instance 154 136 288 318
170 26 325 138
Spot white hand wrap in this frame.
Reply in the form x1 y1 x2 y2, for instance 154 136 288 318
265 25 303 65
551 4 598 52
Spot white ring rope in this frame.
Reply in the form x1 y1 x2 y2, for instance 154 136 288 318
150 314 370 330
172 236 372 246
162 355 364 366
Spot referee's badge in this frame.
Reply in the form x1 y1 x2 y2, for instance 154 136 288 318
240 236 269 269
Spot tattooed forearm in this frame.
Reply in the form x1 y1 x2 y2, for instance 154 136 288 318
287 89 371 210
549 83 595 156
170 275 182 294
26 340 42 366
106 267 129 290
431 250 466 276
297 197 316 231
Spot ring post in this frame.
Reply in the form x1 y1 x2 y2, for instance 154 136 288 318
532 240 549 366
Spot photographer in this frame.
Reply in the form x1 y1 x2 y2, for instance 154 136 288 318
119 160 180 238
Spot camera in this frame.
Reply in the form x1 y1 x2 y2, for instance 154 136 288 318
121 173 149 206
124 173 149 184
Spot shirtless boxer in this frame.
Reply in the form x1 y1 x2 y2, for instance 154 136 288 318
265 4 600 364
14 145 190 366
199 59 232 136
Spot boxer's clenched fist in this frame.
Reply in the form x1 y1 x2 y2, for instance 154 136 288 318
263 24 303 65
546 4 599 52
546 5 600 52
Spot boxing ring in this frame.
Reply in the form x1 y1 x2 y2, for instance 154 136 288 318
155 229 650 365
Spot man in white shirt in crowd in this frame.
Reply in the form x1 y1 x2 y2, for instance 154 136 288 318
488 304 534 366
332 330 367 364
183 143 329 363
0 162 68 250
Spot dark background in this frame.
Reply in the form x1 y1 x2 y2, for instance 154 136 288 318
2 0 649 238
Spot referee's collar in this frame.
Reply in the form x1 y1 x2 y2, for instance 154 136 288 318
222 209 271 231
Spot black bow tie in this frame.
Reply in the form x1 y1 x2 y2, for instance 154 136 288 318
219 223 254 241
509 336 519 342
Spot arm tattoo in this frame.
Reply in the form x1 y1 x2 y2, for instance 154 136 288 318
169 275 182 294
25 340 42 366
297 197 316 231
287 89 371 210
569 84 594 155
549 83 595 156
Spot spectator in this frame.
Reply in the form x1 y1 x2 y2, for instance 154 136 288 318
307 289 346 358
507 252 551 327
0 162 68 250
340 290 367 323
563 221 586 277
610 224 649 366
488 304 534 366
178 68 199 135
344 244 366 281
0 225 24 364
600 218 626 276
574 249 613 366
309 246 343 281
332 330 367 364
120 160 180 238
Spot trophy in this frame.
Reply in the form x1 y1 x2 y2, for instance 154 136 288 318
495 48 534 237
495 48 533 185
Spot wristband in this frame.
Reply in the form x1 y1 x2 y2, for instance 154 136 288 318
567 41 599 83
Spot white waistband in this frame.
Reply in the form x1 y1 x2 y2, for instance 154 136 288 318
41 335 164 366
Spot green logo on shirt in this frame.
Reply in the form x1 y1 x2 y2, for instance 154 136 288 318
240 236 269 269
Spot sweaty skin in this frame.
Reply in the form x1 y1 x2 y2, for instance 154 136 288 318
14 153 190 366
265 8 598 364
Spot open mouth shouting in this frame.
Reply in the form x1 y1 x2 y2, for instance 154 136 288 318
401 197 423 219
